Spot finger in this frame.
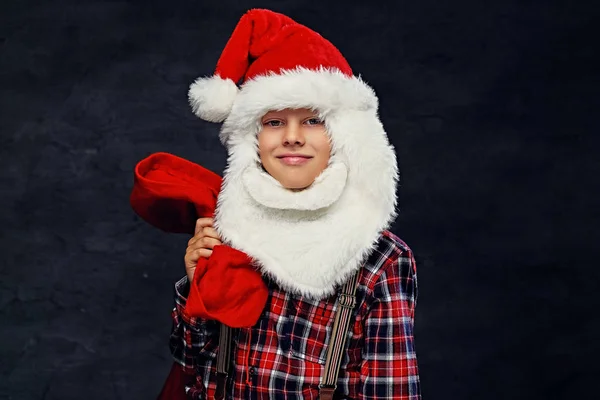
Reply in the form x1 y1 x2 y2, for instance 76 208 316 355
185 248 212 266
188 227 210 246
202 227 222 241
198 237 222 250
188 237 221 252
188 232 203 246
195 218 214 235
192 248 213 260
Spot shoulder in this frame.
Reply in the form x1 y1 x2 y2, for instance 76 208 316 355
359 230 417 296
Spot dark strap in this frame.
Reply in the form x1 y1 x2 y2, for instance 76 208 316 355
319 270 360 399
213 271 360 400
214 324 232 400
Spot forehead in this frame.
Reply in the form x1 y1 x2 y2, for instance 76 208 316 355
262 107 318 118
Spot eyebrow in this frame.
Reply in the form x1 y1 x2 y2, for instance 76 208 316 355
263 112 318 119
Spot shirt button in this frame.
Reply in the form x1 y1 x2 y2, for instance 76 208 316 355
249 367 257 375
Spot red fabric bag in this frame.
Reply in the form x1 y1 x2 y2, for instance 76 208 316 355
130 152 269 397
130 152 268 326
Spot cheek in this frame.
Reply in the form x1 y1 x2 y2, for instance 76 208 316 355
257 133 278 163
257 133 271 154
314 134 332 160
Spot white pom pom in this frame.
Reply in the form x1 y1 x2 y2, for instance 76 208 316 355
188 76 239 122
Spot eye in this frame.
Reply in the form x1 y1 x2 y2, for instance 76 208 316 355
305 117 324 125
263 120 283 127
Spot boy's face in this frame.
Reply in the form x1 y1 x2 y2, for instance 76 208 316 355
258 108 331 190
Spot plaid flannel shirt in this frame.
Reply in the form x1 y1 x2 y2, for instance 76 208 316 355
169 230 421 399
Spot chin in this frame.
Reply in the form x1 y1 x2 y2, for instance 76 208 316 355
277 177 313 191
271 173 312 191
283 182 311 191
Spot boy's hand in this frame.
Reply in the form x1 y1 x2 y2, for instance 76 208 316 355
184 218 222 282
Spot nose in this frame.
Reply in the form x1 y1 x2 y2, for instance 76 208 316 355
282 122 305 146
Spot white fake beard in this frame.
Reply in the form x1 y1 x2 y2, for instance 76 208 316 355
215 154 393 299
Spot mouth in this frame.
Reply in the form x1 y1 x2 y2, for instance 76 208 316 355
276 154 313 166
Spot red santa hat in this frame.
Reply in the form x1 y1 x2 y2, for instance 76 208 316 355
188 8 378 145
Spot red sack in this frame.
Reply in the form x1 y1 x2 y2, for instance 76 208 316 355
130 152 222 234
130 152 268 327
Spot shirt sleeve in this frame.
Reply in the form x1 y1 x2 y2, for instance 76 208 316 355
169 276 217 374
360 249 421 399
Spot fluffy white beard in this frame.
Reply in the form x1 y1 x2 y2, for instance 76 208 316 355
215 155 392 299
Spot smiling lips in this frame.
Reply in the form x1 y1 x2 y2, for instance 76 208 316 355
276 154 313 166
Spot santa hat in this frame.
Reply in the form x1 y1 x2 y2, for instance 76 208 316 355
188 8 378 145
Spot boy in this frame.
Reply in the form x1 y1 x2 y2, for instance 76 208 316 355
164 8 421 400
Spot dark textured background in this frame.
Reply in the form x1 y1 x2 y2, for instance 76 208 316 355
1 0 597 399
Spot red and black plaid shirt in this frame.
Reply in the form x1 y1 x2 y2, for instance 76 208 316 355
169 230 421 399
